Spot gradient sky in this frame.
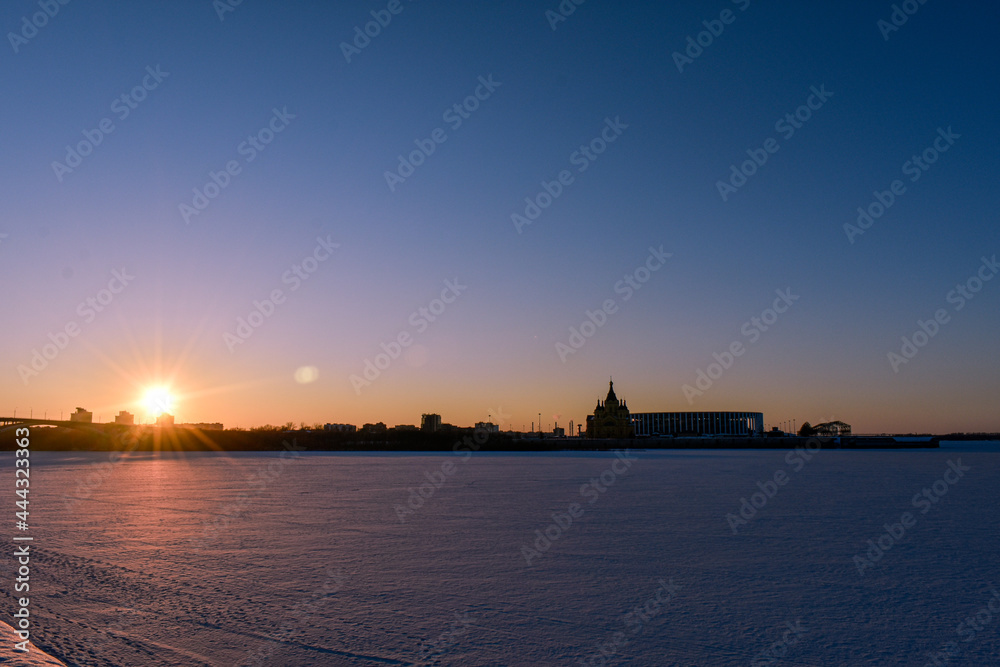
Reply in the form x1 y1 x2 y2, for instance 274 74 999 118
2 0 998 433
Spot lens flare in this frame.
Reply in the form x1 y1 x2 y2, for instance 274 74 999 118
143 387 174 416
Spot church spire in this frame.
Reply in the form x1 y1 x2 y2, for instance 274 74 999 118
586 377 633 439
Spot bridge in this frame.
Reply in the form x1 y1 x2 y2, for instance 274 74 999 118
0 416 123 432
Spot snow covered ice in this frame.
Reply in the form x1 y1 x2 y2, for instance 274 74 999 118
4 442 999 665
0 620 67 665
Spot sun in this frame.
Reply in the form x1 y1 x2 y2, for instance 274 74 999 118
143 386 175 417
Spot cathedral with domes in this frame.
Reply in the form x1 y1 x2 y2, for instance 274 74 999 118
586 379 635 439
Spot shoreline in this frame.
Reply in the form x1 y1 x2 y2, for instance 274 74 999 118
0 426 971 452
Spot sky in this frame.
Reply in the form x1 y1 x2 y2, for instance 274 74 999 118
1 0 998 433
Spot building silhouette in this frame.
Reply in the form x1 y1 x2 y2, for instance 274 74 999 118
114 410 135 425
70 407 93 423
586 380 635 438
585 380 764 437
421 414 442 432
813 420 851 436
631 411 763 437
178 422 223 431
324 423 357 433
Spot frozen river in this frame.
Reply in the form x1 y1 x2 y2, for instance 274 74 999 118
3 443 999 666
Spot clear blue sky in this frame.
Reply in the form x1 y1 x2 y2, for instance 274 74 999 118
2 0 998 432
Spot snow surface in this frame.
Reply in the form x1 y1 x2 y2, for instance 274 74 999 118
3 442 999 665
0 621 67 665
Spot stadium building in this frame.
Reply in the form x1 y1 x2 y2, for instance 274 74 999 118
630 411 763 437
586 380 763 438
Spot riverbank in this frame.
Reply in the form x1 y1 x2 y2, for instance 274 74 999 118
1 426 963 451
